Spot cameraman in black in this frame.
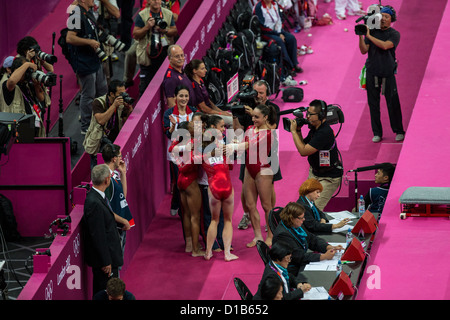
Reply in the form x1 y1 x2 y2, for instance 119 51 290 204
133 0 177 97
66 0 108 135
0 56 46 137
358 5 405 143
290 100 342 211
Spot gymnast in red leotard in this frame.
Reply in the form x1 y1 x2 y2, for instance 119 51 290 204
170 121 204 257
242 104 277 248
201 126 238 262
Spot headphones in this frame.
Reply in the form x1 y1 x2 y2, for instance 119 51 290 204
318 100 328 121
255 79 271 97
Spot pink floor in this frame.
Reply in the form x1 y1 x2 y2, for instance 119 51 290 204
121 0 450 300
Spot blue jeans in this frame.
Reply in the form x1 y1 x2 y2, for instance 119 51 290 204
78 67 108 132
263 31 299 79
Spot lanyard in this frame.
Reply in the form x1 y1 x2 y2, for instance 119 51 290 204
264 2 278 24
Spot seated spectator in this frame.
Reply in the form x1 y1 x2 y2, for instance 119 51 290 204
162 45 194 108
0 56 46 137
185 59 233 127
296 178 349 234
254 0 302 86
364 162 396 214
272 202 343 277
93 277 136 300
253 240 311 300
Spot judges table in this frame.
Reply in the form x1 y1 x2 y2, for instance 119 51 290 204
299 211 379 300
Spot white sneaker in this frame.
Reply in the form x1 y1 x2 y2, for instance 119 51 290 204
282 76 298 87
372 136 381 143
395 134 405 141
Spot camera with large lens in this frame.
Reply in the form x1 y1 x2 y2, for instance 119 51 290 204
25 68 57 87
98 29 126 52
98 29 125 51
95 47 108 62
154 17 168 30
30 44 58 65
119 92 134 105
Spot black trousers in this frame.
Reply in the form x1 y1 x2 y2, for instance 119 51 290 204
92 266 119 298
366 73 405 137
138 46 168 97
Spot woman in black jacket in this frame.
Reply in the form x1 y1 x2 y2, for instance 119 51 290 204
273 202 343 277
296 178 349 234
253 240 311 300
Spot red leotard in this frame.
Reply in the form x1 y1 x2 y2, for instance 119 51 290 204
245 126 272 179
201 154 233 200
169 139 198 191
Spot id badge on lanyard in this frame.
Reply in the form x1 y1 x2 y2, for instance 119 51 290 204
319 150 330 167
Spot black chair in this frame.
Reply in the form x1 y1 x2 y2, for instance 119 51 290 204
234 277 253 300
256 240 270 265
268 206 283 234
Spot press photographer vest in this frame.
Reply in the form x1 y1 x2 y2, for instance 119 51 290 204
0 73 45 137
136 7 174 67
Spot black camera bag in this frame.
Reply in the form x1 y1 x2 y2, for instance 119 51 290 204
282 87 304 102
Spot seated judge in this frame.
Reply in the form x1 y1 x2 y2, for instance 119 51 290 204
253 240 311 300
272 202 343 277
296 178 349 234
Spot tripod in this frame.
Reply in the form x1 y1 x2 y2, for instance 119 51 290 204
58 75 64 137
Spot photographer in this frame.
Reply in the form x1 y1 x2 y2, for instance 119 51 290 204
66 0 108 135
289 99 342 211
358 5 405 143
0 56 46 137
83 79 133 167
133 0 177 97
16 36 56 117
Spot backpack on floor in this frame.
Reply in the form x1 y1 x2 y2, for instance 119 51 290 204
203 55 227 107
282 87 304 102
256 59 281 98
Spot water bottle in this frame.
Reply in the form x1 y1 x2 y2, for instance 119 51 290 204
346 228 353 247
336 260 342 277
358 195 365 217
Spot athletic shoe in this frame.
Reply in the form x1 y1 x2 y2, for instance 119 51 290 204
372 136 381 143
282 76 298 87
348 10 366 16
238 213 251 230
395 134 405 141
336 14 346 20
111 53 119 62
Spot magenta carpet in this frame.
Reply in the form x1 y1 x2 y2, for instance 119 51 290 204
119 0 450 300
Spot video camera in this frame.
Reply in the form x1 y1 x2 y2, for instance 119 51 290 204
29 44 58 65
282 104 345 132
354 4 384 35
25 68 57 87
228 74 258 117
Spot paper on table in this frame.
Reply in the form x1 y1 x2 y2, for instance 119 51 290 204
303 243 346 270
329 219 354 233
327 210 357 220
302 287 330 300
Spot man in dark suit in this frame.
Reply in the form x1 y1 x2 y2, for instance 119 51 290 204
83 164 129 296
